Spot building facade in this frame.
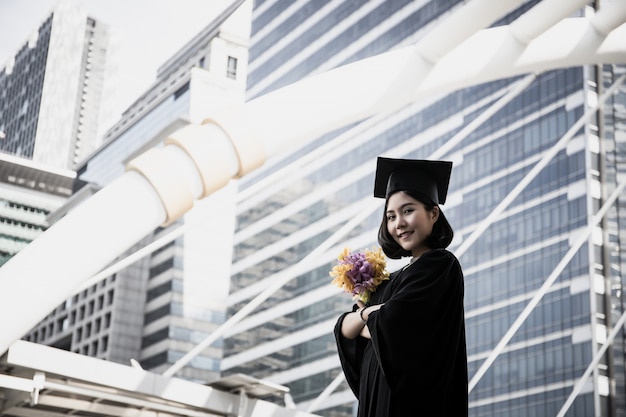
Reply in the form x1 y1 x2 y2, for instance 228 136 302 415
221 1 626 416
0 0 118 170
0 154 74 267
22 0 253 383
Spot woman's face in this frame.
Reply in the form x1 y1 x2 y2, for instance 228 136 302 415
386 191 439 258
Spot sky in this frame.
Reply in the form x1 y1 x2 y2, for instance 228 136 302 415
0 0 239 119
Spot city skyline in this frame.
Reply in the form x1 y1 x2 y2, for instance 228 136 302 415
0 0 239 120
0 0 625 416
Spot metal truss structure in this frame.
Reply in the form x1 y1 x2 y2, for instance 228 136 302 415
1 0 625 415
0 341 314 417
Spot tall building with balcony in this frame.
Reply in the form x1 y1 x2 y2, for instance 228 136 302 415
0 153 74 266
221 1 626 416
22 0 253 383
0 0 118 170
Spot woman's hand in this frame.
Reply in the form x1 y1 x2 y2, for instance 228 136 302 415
358 303 384 339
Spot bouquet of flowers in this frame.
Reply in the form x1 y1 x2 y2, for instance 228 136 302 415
330 246 389 303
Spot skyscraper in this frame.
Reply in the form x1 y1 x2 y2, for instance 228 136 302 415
0 0 118 170
222 1 626 416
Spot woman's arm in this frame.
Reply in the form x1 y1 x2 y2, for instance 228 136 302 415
341 301 384 339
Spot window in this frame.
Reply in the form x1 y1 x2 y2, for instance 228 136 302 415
147 280 173 301
141 351 168 369
145 304 170 324
173 82 189 100
101 336 108 352
149 258 174 278
227 56 237 79
142 327 169 348
58 316 69 332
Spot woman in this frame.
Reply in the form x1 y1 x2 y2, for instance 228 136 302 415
334 157 468 416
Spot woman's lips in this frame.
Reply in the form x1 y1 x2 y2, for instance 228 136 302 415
398 231 413 239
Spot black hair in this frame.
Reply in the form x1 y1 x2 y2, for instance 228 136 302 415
377 190 454 259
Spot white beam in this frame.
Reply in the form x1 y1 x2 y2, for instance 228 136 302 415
43 380 226 417
557 308 626 417
509 0 590 43
305 373 344 413
415 0 526 62
0 374 34 393
1 407 69 417
0 172 166 355
34 395 165 417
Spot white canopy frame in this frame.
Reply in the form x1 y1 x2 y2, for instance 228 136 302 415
0 340 317 417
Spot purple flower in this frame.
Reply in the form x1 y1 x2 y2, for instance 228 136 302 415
330 247 390 303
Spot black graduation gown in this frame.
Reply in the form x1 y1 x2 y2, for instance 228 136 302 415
334 249 468 417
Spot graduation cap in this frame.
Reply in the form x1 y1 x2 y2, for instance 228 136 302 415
373 157 452 204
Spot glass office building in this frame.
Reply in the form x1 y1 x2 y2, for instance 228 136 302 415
222 1 626 416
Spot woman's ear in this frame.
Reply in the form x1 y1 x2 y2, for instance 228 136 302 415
431 205 440 222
